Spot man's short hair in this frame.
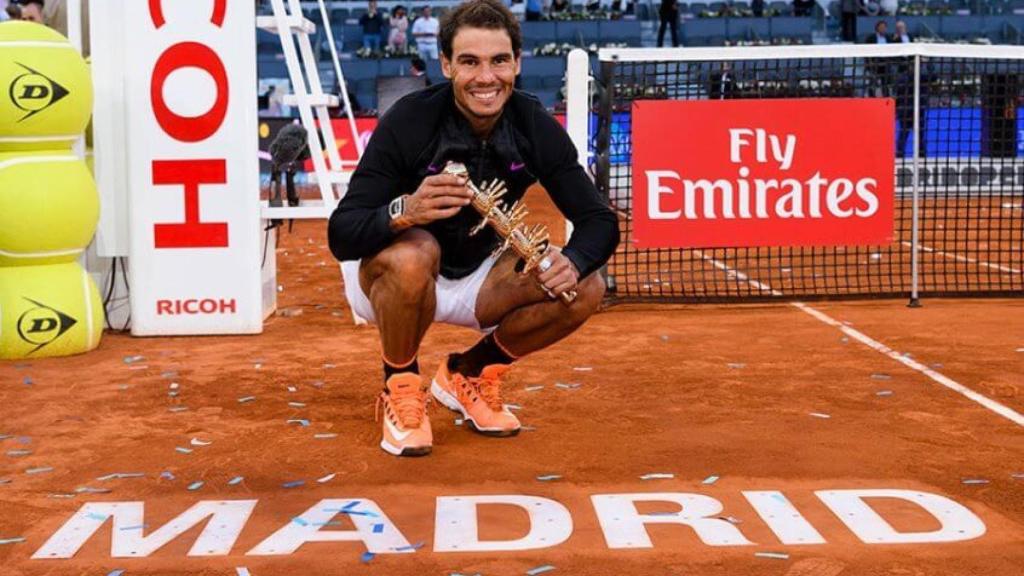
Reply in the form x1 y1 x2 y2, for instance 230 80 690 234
439 0 522 61
18 0 44 7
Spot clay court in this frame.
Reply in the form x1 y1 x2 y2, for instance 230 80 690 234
2 188 1022 576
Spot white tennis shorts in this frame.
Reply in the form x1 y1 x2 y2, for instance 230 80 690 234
341 254 499 332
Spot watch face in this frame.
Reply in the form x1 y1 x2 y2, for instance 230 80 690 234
389 196 404 219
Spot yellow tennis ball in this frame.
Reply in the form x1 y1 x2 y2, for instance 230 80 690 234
0 262 104 359
0 151 99 266
0 21 93 152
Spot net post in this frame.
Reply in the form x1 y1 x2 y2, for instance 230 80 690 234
908 53 922 308
565 49 590 244
597 58 616 295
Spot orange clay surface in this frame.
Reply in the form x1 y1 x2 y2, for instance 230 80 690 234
1 188 1022 576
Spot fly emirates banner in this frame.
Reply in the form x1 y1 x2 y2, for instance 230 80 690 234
632 99 895 248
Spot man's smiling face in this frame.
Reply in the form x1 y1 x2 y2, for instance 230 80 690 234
441 26 520 136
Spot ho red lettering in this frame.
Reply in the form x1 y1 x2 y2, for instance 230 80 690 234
153 159 228 248
149 0 227 29
150 42 229 143
149 3 232 252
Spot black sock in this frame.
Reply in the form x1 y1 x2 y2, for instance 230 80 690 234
451 334 516 377
383 357 418 384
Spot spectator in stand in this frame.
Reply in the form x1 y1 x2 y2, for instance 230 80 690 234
865 19 887 43
657 0 679 48
410 56 432 86
865 21 890 97
751 0 765 17
3 1 19 21
259 85 275 112
389 5 410 52
15 0 42 22
793 0 814 16
331 78 364 118
709 62 736 100
525 0 543 21
840 0 862 42
892 53 920 157
879 0 898 15
412 5 440 59
892 19 912 43
360 0 385 53
551 0 570 13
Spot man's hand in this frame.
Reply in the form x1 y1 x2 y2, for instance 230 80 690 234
404 173 474 226
535 248 579 300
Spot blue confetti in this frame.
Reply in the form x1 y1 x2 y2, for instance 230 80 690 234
391 541 425 552
187 481 204 491
228 476 244 485
527 565 556 575
160 471 175 481
372 523 384 533
86 513 110 521
343 500 360 511
342 509 379 518
119 524 147 531
361 551 375 563
282 480 305 489
22 377 32 386
291 517 309 526
107 570 125 576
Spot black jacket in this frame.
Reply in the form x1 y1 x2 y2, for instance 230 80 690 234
328 83 620 280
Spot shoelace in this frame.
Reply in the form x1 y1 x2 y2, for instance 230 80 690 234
471 373 505 412
375 387 429 428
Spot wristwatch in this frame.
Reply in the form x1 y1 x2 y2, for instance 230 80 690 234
388 195 413 230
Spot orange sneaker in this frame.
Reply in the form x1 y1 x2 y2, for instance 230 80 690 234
376 373 432 457
431 361 520 437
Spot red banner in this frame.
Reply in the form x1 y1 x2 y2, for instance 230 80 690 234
301 117 379 172
631 99 894 248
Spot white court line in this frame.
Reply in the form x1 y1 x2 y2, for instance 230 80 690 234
694 250 1024 428
901 241 1022 275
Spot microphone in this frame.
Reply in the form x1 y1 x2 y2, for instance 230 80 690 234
269 123 309 172
267 123 309 231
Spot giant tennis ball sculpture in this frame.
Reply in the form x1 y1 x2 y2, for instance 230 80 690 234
0 21 93 151
0 262 104 359
0 151 99 266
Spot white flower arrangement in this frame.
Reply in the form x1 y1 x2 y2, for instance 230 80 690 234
355 44 421 59
531 41 628 57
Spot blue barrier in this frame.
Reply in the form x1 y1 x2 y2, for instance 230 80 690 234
594 107 1019 166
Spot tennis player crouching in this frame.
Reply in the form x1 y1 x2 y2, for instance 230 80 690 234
328 0 619 457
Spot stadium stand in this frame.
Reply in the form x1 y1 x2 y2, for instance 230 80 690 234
255 0 1024 113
